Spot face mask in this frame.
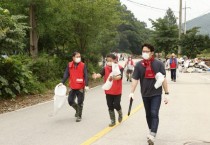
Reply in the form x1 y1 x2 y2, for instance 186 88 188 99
107 62 112 66
75 57 81 63
142 53 150 60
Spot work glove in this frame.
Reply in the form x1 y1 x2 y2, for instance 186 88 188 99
92 73 97 79
128 93 134 99
85 86 90 92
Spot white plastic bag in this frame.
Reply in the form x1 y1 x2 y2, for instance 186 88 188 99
53 84 67 115
154 72 165 89
102 73 113 90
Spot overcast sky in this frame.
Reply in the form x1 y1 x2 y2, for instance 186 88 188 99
120 0 210 28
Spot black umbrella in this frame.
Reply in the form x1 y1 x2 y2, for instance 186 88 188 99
127 97 133 116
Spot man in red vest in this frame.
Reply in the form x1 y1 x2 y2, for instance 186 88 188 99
92 54 124 127
59 52 89 122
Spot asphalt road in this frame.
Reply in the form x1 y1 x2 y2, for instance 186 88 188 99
1 59 210 145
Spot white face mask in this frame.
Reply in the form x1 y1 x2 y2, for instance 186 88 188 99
75 57 81 63
107 62 112 66
142 53 150 60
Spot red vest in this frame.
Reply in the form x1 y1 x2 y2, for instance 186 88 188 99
104 65 122 95
69 61 85 89
170 59 177 69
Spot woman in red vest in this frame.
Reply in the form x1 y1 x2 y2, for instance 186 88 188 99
124 56 135 82
169 53 178 82
92 54 124 127
59 52 89 122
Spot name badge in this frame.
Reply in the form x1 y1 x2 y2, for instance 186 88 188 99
76 79 83 83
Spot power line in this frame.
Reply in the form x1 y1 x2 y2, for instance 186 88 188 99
127 0 179 13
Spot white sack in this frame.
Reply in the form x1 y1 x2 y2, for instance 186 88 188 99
102 72 113 90
53 84 67 115
154 72 165 89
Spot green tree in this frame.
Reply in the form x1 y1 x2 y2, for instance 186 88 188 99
0 7 28 55
150 8 178 56
0 0 54 57
180 27 210 58
117 5 151 55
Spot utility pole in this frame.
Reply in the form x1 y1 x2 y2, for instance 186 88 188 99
178 0 182 55
184 1 186 34
183 1 191 35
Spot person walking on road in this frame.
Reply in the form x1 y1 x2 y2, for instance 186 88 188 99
59 52 89 122
169 53 178 82
129 44 169 145
92 54 124 127
124 56 135 82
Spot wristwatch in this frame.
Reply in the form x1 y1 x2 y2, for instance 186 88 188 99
165 92 169 95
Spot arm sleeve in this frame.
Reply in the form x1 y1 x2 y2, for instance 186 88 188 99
132 62 140 80
160 62 166 76
100 67 105 77
84 65 88 86
62 65 69 84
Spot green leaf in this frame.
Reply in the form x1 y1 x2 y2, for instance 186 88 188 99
5 87 15 97
0 76 8 86
12 82 21 93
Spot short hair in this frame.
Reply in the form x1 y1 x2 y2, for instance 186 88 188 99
142 43 155 52
106 53 117 60
72 52 80 57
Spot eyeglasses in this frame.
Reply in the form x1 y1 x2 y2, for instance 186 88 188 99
142 51 151 53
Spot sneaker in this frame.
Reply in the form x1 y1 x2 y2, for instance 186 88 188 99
147 134 155 145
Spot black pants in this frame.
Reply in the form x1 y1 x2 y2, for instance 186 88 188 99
106 94 121 111
170 69 176 80
68 89 84 106
142 95 162 134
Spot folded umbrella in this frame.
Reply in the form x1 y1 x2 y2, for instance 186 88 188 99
128 97 133 116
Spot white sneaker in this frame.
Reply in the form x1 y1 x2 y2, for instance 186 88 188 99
147 134 155 145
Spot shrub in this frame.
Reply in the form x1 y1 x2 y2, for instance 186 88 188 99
0 56 43 98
